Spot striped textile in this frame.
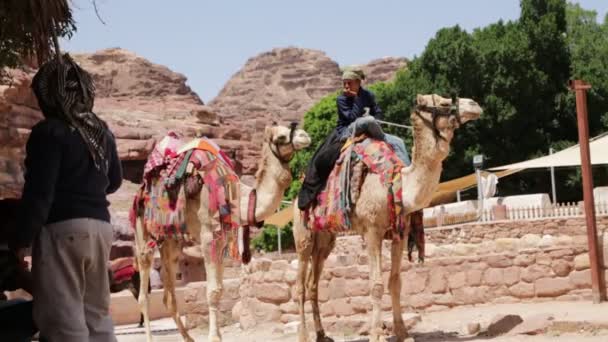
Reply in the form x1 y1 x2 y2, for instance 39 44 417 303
131 135 241 261
31 54 109 171
308 138 407 237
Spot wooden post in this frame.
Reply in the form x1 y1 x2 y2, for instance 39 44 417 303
570 79 605 303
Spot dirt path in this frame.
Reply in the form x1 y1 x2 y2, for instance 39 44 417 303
117 301 608 341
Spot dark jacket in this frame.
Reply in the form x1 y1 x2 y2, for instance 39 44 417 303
336 87 383 134
12 118 122 249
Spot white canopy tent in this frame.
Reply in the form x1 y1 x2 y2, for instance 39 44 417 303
489 133 608 170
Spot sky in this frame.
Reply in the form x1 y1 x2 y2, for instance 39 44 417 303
63 1 608 103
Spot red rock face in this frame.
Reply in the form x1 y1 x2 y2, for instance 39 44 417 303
0 47 407 201
0 68 42 200
210 48 408 174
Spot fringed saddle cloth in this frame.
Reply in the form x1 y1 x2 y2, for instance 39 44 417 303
130 133 242 262
307 136 426 262
307 137 406 235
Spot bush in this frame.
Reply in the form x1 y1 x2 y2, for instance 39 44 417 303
252 223 294 253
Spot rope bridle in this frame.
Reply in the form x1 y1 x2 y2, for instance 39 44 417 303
242 122 300 264
414 95 461 141
268 121 299 164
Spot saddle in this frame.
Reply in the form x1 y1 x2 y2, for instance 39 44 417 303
130 133 242 262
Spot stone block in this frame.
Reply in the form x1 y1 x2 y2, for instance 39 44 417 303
350 296 371 313
495 238 519 252
448 271 466 289
569 269 591 289
486 314 523 336
535 254 552 266
521 265 552 283
328 277 347 299
514 254 535 267
429 269 448 294
328 298 354 317
535 277 573 297
279 301 298 314
510 313 554 336
264 270 284 282
486 255 512 268
503 267 521 286
345 278 369 297
271 259 289 271
466 269 483 286
483 268 504 286
551 260 572 277
574 253 590 271
255 283 291 304
402 270 428 294
509 283 535 299
453 286 489 305
284 270 297 284
519 234 541 249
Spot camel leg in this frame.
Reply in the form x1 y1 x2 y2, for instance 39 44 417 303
160 241 195 342
134 219 153 342
366 229 387 342
309 232 335 342
293 203 314 342
296 252 310 342
389 238 409 342
203 242 225 342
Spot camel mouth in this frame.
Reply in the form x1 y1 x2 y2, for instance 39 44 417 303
458 98 483 124
292 129 312 150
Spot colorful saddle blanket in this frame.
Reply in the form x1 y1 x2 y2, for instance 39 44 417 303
308 137 407 237
130 133 241 261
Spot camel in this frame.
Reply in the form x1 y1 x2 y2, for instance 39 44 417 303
133 124 311 342
293 94 483 342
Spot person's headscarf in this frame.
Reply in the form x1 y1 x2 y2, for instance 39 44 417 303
342 66 366 81
31 53 109 171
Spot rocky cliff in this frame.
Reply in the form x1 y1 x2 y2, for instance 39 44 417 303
210 47 408 175
0 47 407 202
0 48 216 199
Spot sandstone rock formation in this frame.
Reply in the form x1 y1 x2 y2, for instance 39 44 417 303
0 47 407 202
0 48 213 199
360 57 407 84
0 68 41 200
209 47 407 175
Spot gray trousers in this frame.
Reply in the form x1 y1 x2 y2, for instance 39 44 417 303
344 116 411 166
32 218 117 342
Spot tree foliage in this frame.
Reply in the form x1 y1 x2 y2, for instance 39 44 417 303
0 0 76 80
289 0 608 203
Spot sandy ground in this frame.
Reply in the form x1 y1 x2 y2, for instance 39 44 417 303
116 301 608 342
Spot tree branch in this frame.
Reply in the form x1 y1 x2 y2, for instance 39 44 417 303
91 0 106 25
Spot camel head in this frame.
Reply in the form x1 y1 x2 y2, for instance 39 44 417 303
412 94 482 159
263 122 311 163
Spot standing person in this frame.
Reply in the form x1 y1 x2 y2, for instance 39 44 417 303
9 54 123 342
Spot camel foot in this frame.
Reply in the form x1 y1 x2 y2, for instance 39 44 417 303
207 334 221 342
394 322 409 342
316 330 334 342
369 327 390 342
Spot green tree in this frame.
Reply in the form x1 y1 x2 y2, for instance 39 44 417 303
0 0 76 80
290 0 608 202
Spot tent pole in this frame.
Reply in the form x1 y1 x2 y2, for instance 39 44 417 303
571 79 604 303
550 148 557 204
476 169 483 220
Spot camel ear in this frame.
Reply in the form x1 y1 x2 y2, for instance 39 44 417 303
264 126 274 142
416 94 427 107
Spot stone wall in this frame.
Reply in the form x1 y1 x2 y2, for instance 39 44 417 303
424 216 608 245
220 215 608 333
